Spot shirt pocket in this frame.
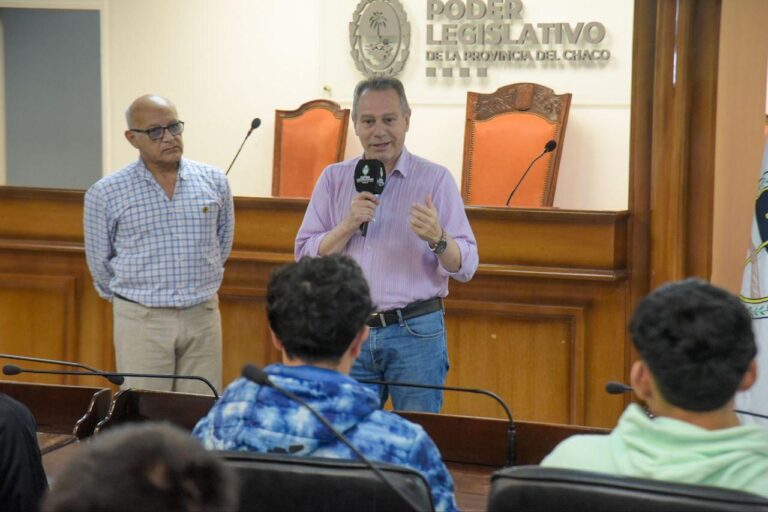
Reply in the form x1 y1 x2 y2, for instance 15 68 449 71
179 197 220 246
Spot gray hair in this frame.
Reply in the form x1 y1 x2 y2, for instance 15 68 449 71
351 77 411 121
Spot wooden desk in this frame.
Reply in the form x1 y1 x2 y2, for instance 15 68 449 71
0 380 111 438
0 381 111 485
96 388 216 432
36 387 609 512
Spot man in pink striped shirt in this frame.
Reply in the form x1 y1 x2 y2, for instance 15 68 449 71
295 78 478 412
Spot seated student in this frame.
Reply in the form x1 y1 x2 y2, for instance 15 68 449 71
542 278 768 497
0 393 47 512
42 423 237 512
193 255 458 512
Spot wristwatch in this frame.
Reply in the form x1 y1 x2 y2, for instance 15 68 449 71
428 228 448 255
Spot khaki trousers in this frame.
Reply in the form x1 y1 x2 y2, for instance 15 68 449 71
113 295 222 394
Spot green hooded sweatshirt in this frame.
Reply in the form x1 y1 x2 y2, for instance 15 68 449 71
541 403 768 498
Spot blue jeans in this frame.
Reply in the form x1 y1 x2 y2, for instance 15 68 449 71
351 310 449 413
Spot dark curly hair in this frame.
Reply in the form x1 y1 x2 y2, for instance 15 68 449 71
630 278 756 412
267 255 373 363
42 423 238 512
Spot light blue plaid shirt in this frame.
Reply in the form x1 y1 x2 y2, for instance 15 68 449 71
84 158 234 308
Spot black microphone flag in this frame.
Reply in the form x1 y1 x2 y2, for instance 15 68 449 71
353 159 386 237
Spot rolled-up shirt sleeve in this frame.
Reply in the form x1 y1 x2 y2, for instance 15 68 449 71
217 175 235 263
295 168 334 260
434 170 478 282
83 185 116 300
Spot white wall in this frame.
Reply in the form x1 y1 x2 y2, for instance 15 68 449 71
322 0 633 210
1 0 634 209
105 0 325 198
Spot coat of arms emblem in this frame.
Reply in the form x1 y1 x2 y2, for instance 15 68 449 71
349 0 411 77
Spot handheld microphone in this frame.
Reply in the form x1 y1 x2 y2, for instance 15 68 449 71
505 139 557 207
0 353 124 385
2 365 218 399
242 364 421 512
225 117 261 175
358 378 516 466
353 159 386 237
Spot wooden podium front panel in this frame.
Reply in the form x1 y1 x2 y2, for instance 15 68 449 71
0 189 629 428
0 275 77 384
444 303 576 424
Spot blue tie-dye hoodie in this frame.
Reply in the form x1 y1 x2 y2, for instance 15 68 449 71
193 363 459 512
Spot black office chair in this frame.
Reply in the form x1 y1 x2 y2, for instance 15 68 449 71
215 450 434 512
487 466 768 512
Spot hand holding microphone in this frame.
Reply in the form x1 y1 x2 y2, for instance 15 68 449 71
352 159 386 236
346 192 379 231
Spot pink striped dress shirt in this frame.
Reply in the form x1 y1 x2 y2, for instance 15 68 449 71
295 148 478 311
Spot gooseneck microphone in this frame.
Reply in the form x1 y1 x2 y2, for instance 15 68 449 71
505 139 557 207
358 378 516 466
225 117 261 175
603 380 768 420
605 381 633 395
0 353 124 385
242 364 421 512
736 409 768 420
353 159 386 237
2 365 219 399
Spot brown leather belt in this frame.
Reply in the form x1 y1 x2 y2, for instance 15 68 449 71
366 297 444 328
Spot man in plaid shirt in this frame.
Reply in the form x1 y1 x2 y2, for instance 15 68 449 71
84 94 233 393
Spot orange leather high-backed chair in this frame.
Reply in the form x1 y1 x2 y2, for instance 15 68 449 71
272 100 350 198
462 83 571 207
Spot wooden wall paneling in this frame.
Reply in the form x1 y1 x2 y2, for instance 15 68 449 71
444 299 585 425
626 0 658 399
0 187 84 243
469 208 628 274
647 0 721 289
649 0 694 287
232 197 307 255
627 0 722 404
448 273 628 428
75 282 114 381
219 286 280 386
0 242 116 388
0 189 630 426
685 0 720 280
0 274 77 385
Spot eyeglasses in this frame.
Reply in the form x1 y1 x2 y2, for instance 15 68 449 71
130 121 185 141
